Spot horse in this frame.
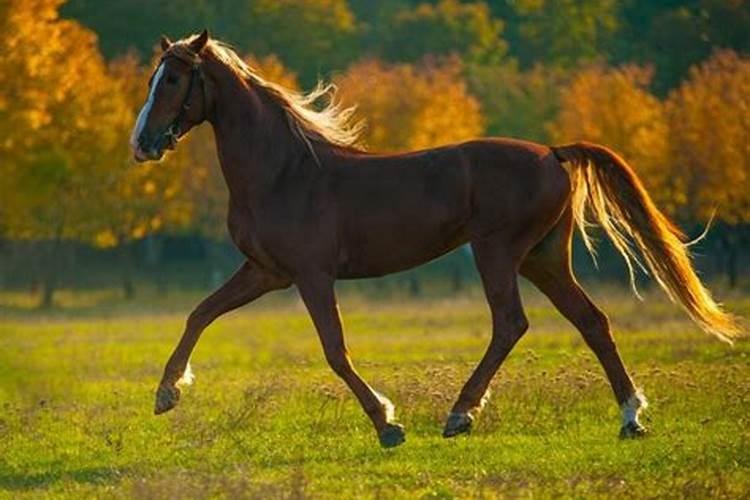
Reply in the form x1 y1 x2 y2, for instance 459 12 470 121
130 31 740 448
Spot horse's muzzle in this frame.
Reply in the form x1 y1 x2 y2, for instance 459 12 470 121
133 132 170 162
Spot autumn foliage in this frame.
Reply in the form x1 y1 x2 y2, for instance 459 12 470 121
1 0 749 303
665 51 750 225
549 65 671 206
336 59 484 152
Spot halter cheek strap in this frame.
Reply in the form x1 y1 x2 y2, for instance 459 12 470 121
165 63 203 145
159 49 205 147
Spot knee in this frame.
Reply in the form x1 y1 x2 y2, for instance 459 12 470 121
581 306 608 331
515 315 530 337
186 310 209 332
579 308 616 349
491 313 529 351
325 350 353 376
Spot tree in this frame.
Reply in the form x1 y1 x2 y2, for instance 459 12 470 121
466 62 569 143
665 50 750 286
63 0 360 86
61 0 213 60
614 0 750 94
381 0 507 65
549 64 670 207
335 58 484 152
219 0 360 86
506 0 620 68
86 54 191 298
0 0 129 306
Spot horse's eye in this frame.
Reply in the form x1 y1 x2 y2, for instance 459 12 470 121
166 74 178 85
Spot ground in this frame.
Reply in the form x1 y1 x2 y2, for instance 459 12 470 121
1 284 749 498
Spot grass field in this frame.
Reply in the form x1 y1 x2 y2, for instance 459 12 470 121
1 284 749 498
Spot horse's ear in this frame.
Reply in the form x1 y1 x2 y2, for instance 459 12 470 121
189 29 209 53
160 35 172 52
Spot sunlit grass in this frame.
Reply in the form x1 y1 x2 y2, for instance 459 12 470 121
0 286 748 498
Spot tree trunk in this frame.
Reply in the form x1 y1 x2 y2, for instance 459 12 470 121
119 244 136 299
38 237 62 309
727 234 738 289
718 227 739 289
40 272 56 309
145 235 167 295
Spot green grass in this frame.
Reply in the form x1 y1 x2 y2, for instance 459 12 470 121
1 285 749 498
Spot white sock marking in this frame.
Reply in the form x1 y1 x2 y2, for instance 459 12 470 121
477 388 491 412
621 390 647 426
375 391 395 422
177 361 194 386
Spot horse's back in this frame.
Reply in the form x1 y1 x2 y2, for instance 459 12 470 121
329 138 568 277
462 138 570 238
332 146 473 277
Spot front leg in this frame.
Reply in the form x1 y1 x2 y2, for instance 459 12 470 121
155 261 289 414
296 273 405 448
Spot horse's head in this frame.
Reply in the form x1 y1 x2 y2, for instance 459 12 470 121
130 30 210 162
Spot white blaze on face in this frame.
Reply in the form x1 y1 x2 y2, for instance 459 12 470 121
130 62 166 155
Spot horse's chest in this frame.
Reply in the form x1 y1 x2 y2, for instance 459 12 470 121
226 209 280 270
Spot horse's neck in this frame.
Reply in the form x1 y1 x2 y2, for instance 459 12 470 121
206 62 312 202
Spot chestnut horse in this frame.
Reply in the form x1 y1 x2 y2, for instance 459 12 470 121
131 31 740 448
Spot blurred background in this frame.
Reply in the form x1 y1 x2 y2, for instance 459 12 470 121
0 0 748 308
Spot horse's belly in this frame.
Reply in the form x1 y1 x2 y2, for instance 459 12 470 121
337 206 470 278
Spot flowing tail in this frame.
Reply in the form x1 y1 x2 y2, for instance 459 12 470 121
552 141 741 343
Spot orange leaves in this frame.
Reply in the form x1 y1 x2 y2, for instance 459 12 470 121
336 58 484 152
548 51 750 225
549 64 671 207
551 65 668 168
2 0 748 249
0 0 120 240
0 0 191 245
665 51 750 224
245 54 300 91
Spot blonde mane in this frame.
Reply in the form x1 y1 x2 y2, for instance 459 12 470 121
174 37 363 152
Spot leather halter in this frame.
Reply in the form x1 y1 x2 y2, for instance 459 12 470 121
160 49 205 147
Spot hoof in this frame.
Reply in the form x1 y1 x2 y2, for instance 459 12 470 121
443 412 473 438
619 421 648 439
379 423 406 448
154 385 181 415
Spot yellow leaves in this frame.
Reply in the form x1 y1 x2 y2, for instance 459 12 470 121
94 230 118 248
245 54 299 90
336 58 484 152
24 109 52 130
143 181 157 196
0 0 118 240
548 52 750 224
549 64 671 206
2 0 748 248
130 217 162 240
665 50 750 224
0 0 182 243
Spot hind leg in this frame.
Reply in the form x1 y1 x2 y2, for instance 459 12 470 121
521 210 647 438
444 236 529 437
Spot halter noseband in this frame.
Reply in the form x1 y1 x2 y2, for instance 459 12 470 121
161 49 205 148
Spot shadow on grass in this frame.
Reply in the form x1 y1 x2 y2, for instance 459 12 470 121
0 465 125 491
